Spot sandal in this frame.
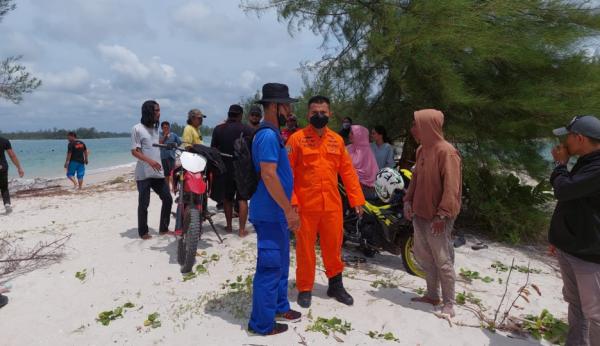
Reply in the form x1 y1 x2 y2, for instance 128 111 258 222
471 242 488 251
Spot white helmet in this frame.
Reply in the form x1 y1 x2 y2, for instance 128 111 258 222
375 167 405 203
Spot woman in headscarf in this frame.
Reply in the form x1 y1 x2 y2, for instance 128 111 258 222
347 125 379 200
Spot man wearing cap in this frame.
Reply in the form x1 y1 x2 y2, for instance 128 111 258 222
248 83 301 335
549 115 600 345
247 105 263 131
182 109 206 148
287 95 365 308
281 114 299 143
211 105 254 236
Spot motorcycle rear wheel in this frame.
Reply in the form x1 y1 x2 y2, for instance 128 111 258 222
180 208 201 273
400 234 425 278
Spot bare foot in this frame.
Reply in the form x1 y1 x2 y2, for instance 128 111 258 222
141 234 152 240
0 288 10 294
224 226 233 233
411 296 441 306
239 229 248 237
441 303 456 317
159 230 174 236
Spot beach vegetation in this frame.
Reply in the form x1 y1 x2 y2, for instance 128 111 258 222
306 316 353 337
368 330 399 342
96 302 135 326
74 269 87 282
459 268 494 283
143 313 162 329
522 309 568 345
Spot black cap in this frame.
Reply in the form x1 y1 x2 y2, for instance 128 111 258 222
227 104 244 117
249 105 262 116
553 115 600 140
256 83 298 104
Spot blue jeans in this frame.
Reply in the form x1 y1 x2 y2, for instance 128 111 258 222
248 221 291 334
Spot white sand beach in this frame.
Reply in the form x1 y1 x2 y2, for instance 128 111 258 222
0 168 567 346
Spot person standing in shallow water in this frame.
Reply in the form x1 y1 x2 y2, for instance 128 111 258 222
404 109 462 318
131 100 173 240
0 136 24 214
64 132 88 190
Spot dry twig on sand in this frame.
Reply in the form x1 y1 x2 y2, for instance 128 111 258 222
0 234 71 278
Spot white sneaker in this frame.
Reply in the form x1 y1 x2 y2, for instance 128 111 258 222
4 204 12 214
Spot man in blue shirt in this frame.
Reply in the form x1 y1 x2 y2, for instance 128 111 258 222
248 83 301 335
159 121 182 192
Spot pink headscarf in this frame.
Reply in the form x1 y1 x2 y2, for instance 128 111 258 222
347 125 379 187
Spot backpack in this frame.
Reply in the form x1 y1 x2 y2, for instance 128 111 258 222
232 127 280 199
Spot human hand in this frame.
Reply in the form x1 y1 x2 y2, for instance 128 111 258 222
18 168 24 178
551 144 569 165
285 207 300 232
403 203 413 221
84 160 88 165
432 216 445 235
354 205 364 218
149 160 162 171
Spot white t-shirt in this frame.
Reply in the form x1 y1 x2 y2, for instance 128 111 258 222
131 123 164 180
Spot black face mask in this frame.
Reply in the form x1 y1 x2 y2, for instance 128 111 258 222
310 112 329 129
276 104 287 127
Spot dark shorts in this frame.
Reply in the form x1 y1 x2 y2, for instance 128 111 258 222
212 171 248 202
161 158 175 177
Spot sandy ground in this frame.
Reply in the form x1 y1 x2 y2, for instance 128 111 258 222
0 167 567 346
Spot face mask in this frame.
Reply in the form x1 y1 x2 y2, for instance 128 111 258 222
310 112 329 129
276 104 288 127
342 122 351 130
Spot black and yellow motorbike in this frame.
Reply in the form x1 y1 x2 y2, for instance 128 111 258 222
339 169 425 278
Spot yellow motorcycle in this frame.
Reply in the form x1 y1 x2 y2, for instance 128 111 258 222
340 168 425 278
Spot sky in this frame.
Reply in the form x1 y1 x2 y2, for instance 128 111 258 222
0 0 324 132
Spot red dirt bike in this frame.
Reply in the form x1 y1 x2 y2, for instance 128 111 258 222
154 143 226 274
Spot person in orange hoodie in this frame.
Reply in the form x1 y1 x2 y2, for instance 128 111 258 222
287 95 365 308
403 109 462 317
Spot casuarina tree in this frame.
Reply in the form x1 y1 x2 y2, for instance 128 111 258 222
243 0 600 242
0 0 41 104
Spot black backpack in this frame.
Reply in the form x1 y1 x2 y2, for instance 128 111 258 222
232 127 281 199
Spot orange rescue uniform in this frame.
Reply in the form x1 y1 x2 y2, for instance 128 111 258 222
287 126 365 292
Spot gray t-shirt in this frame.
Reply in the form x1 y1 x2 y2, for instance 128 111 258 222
131 123 164 180
371 142 395 169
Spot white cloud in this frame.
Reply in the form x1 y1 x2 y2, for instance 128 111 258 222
171 2 211 27
239 70 260 90
98 45 176 83
37 67 91 91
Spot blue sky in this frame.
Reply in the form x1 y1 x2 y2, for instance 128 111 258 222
0 0 324 132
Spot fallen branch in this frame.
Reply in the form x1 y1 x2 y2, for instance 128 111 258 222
0 234 71 278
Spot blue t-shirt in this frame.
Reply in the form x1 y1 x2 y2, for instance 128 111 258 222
249 124 293 224
159 132 182 160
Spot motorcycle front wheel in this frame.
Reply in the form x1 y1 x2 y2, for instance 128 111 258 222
399 234 426 278
180 207 201 273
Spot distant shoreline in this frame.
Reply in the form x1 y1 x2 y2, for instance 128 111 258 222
3 135 129 140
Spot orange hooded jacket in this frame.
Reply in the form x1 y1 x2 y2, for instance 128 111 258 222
404 109 462 220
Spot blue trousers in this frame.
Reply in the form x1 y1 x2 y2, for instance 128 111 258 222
248 221 290 334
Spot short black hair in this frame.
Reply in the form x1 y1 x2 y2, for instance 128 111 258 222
588 135 600 145
68 131 77 138
372 125 391 143
343 117 353 123
160 121 170 128
308 95 330 107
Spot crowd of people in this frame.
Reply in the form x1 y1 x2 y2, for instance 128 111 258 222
1 82 598 344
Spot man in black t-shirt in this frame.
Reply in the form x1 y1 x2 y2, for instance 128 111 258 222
211 104 254 237
64 132 88 189
0 136 25 214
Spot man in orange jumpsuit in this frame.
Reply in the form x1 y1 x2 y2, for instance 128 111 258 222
287 95 365 308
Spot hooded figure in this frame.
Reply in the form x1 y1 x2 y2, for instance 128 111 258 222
403 109 462 318
141 100 159 128
347 125 378 187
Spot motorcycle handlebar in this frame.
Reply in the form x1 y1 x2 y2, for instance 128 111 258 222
152 143 233 158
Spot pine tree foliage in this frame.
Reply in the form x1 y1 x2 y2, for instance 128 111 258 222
0 0 41 104
243 0 600 241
